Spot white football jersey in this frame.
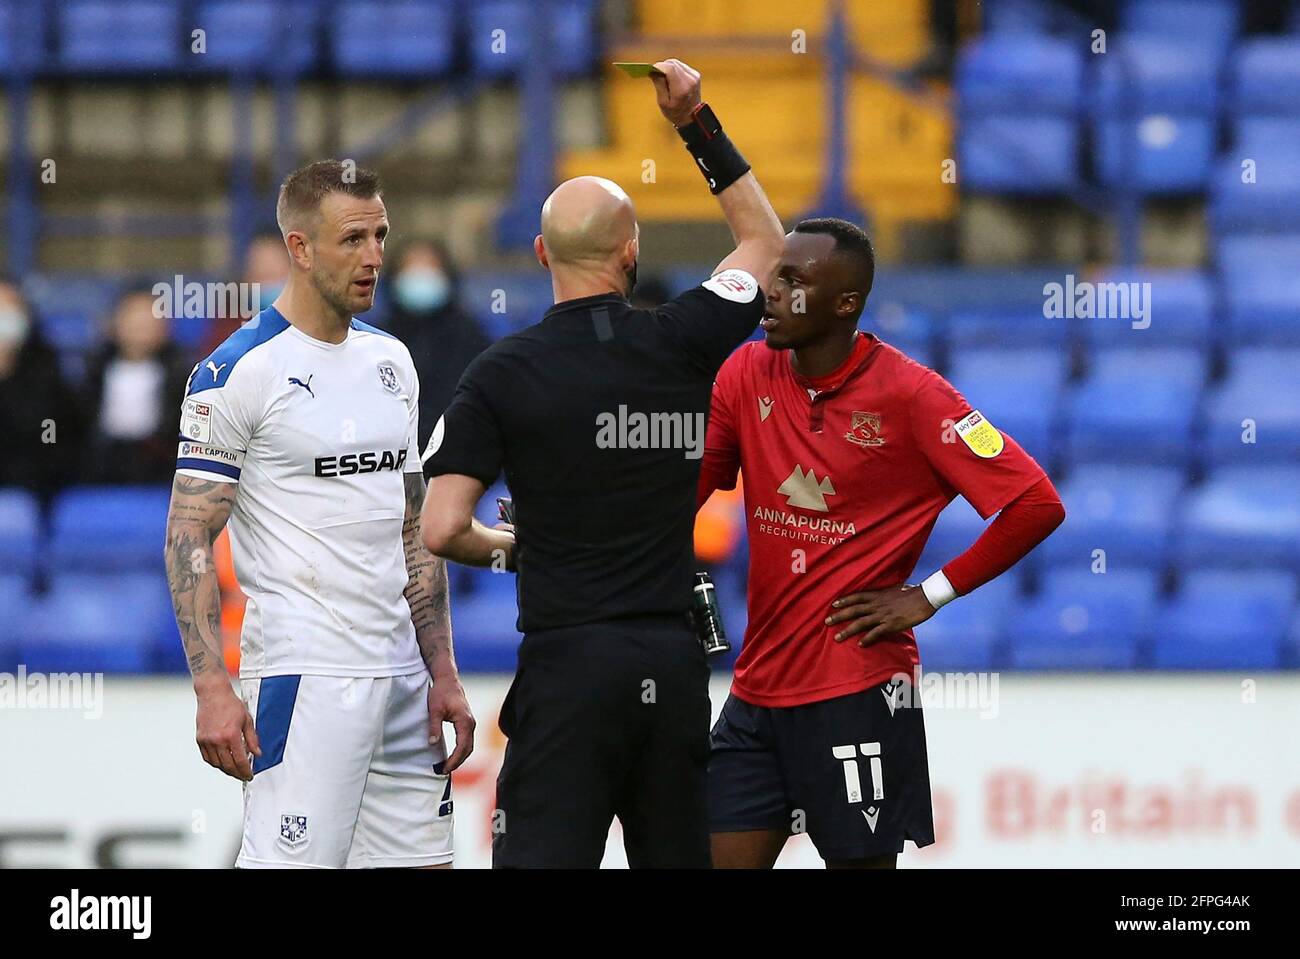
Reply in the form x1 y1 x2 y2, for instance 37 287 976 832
176 307 424 679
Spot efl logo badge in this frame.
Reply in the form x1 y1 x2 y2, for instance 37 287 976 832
377 363 400 395
279 814 309 847
844 410 884 448
954 409 1005 458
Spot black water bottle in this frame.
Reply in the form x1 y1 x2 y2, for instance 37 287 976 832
691 572 731 657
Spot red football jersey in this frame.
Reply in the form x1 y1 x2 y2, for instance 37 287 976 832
700 333 1047 708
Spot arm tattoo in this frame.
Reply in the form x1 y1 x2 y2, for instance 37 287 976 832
403 472 455 676
164 474 236 681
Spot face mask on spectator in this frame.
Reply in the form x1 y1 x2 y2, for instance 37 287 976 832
0 305 30 347
395 268 451 313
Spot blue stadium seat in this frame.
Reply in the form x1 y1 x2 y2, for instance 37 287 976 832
1287 608 1300 668
25 273 120 355
0 1 46 75
868 304 935 367
1223 268 1300 345
1203 350 1300 464
1150 570 1294 669
946 307 1069 350
1173 467 1300 570
461 270 555 339
192 1 319 74
1006 569 1158 668
1231 38 1300 117
915 574 1017 671
1210 144 1300 234
449 594 518 671
1217 234 1300 280
947 348 1066 465
0 488 41 577
982 0 1060 34
1092 39 1221 193
916 498 990 576
1063 349 1203 466
1121 0 1239 56
0 572 33 669
956 36 1083 193
467 0 598 79
58 1 181 73
1038 465 1184 574
47 486 172 573
1081 269 1212 349
331 1 456 78
20 573 170 673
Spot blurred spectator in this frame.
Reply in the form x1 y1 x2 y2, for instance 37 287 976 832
385 239 491 448
199 232 289 356
83 289 194 485
0 280 81 494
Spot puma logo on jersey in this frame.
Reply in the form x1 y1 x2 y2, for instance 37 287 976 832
206 360 227 380
777 465 836 512
758 396 774 421
289 374 315 398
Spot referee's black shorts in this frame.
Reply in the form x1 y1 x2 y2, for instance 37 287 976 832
491 614 712 868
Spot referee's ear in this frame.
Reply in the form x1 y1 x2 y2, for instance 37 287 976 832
533 235 550 271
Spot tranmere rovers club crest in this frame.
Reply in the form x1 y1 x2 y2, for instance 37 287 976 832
280 814 309 847
378 363 400 394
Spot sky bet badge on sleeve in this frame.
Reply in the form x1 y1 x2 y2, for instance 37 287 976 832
954 409 1005 458
613 62 666 78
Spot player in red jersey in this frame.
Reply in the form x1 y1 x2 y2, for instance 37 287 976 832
698 218 1065 868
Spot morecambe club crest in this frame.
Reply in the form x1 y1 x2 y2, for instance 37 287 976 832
845 411 885 448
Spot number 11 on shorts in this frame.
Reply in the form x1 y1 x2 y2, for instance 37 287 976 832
832 743 884 804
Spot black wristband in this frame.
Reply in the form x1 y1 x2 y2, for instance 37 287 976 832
675 103 751 195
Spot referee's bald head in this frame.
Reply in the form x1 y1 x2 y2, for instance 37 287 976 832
536 177 639 295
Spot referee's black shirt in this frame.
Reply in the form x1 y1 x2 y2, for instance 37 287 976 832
423 269 764 633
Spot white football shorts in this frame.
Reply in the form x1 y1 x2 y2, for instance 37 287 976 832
234 671 454 869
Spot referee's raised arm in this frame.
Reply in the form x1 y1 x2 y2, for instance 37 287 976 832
650 58 784 287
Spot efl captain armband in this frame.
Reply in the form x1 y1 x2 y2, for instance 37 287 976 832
675 102 751 195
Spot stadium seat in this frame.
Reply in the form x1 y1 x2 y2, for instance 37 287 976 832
449 594 519 671
955 36 1083 193
467 0 598 78
915 574 1017 671
868 304 935 367
946 307 1070 350
947 348 1066 465
1203 350 1300 463
19 573 170 673
1150 570 1294 669
1121 0 1239 56
58 1 181 73
1210 144 1300 234
461 270 556 340
1173 467 1300 570
1092 39 1221 193
46 486 173 573
25 273 120 355
1081 269 1212 349
1037 465 1184 574
0 488 41 577
1007 569 1158 668
331 1 456 78
192 1 319 74
1222 268 1300 345
1217 234 1300 282
0 573 33 669
916 498 990 575
982 0 1060 34
1231 38 1300 117
0 0 46 76
1063 349 1203 466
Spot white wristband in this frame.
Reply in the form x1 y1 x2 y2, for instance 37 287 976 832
920 570 958 610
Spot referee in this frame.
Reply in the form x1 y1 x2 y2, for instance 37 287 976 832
420 59 783 867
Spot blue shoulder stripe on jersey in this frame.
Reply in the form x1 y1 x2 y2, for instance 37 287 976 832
176 457 241 480
252 675 301 776
187 307 291 395
350 317 399 340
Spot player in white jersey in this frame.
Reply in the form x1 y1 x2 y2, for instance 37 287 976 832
163 160 475 868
